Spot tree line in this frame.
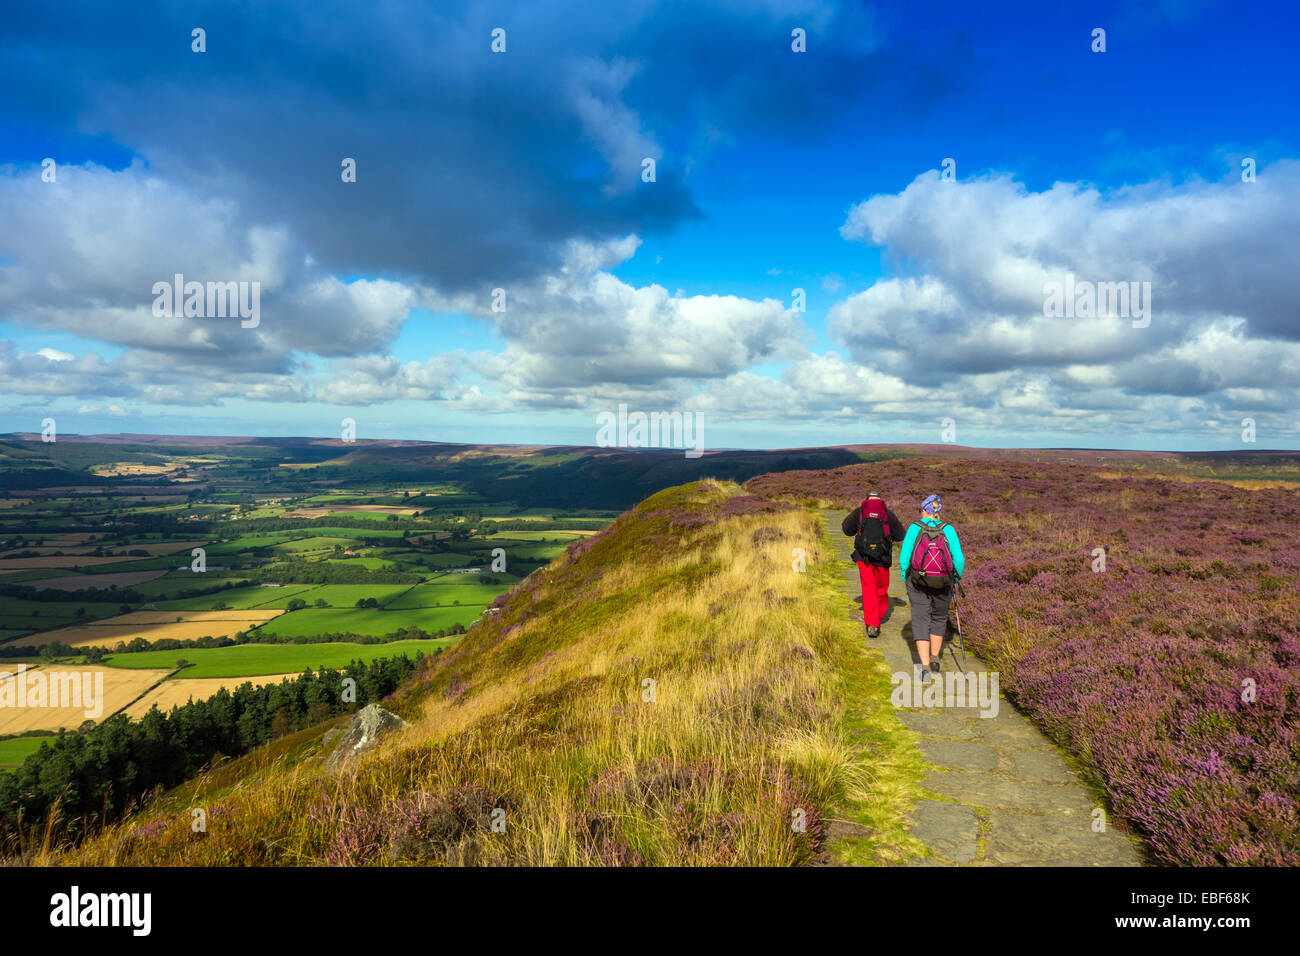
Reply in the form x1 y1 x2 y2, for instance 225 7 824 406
0 653 424 853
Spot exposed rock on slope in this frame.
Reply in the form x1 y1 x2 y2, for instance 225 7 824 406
324 703 409 771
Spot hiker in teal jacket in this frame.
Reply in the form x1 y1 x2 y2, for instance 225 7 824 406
898 494 965 683
897 511 965 580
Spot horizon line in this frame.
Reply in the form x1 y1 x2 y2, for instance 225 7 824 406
3 431 1297 456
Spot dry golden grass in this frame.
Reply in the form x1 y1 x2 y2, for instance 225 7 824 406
490 527 600 536
444 445 550 460
92 463 172 476
106 610 279 625
1094 469 1300 491
123 674 299 719
0 665 171 733
18 610 283 649
1009 510 1100 553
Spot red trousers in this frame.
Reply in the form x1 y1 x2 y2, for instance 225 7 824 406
857 561 890 627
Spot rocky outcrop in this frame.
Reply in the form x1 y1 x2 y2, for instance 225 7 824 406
323 703 409 771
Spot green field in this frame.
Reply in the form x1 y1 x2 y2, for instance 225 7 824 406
386 582 504 608
324 510 412 521
78 555 190 574
0 736 53 768
482 530 583 541
517 542 572 557
158 583 414 611
155 583 318 610
0 568 66 583
271 536 359 552
283 584 415 607
129 574 247 598
0 597 123 619
206 535 289 553
0 597 129 643
0 619 38 638
252 604 481 638
327 556 394 570
101 640 447 678
291 526 411 538
415 551 477 568
382 551 438 567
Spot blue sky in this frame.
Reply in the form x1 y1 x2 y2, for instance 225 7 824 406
1 0 1297 449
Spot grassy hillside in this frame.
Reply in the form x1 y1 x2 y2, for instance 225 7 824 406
53 480 924 866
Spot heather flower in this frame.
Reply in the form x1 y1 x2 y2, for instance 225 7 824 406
749 457 1300 865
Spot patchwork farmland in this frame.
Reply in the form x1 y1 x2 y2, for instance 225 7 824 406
18 609 285 648
0 435 617 794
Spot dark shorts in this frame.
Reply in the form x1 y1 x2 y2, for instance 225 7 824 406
905 577 953 640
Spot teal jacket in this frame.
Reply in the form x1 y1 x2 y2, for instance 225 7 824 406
898 517 965 579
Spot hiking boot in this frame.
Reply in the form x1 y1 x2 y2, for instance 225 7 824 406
919 667 933 686
930 659 941 675
866 625 880 640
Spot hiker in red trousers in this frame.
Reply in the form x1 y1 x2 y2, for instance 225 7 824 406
842 490 906 639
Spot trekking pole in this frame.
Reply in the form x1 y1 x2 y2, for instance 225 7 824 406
952 580 968 673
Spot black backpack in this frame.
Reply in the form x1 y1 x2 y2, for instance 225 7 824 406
855 499 890 565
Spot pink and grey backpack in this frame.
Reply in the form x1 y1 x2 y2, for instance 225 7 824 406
908 521 955 589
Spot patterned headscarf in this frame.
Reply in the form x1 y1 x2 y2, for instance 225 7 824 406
921 494 942 517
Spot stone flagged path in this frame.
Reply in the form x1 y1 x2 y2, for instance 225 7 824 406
823 511 1142 866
